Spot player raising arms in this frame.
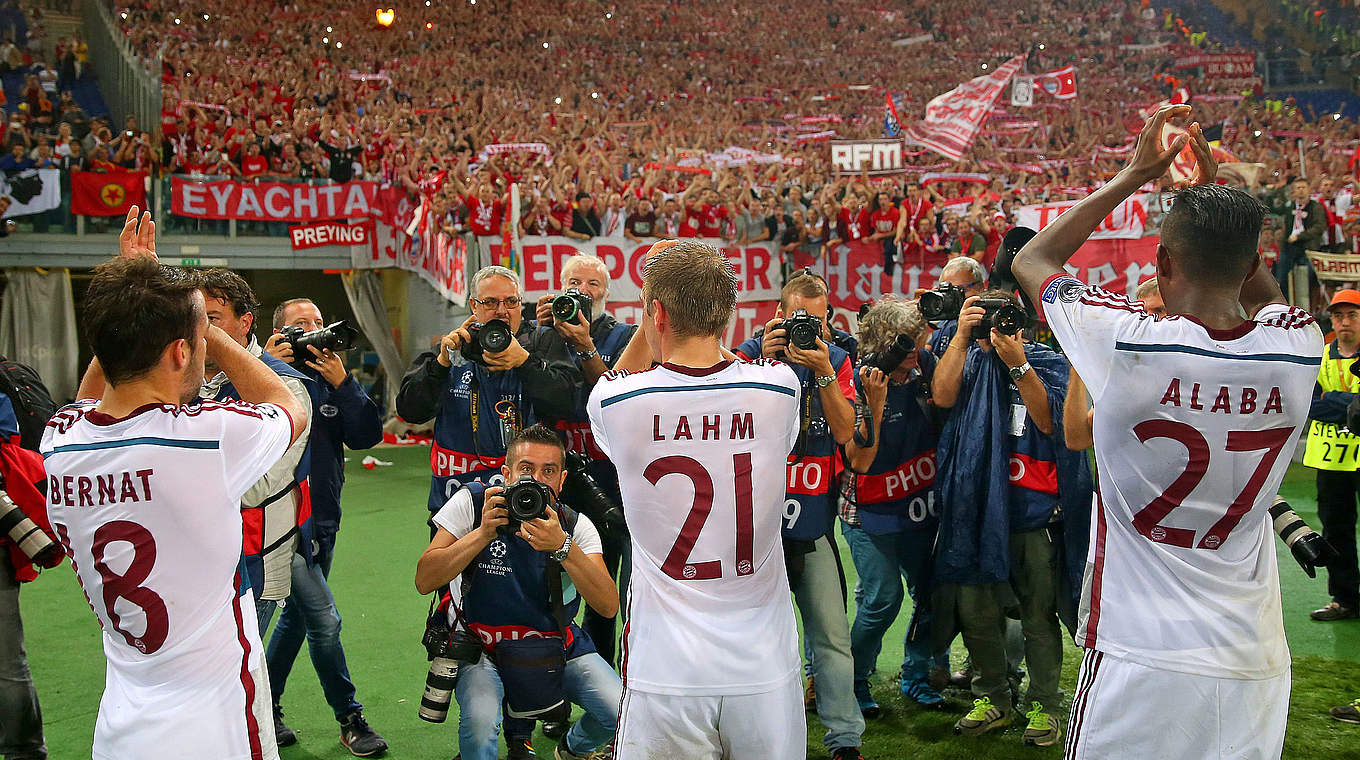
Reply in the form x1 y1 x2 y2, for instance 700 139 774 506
41 208 308 760
1012 106 1323 760
587 240 805 759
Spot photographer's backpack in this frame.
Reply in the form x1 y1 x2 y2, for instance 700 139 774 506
0 357 55 452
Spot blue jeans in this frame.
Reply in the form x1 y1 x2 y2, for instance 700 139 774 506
841 522 946 685
790 533 864 750
454 651 621 760
266 536 362 720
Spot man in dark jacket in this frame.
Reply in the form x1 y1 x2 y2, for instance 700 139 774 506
262 298 388 756
1275 178 1328 299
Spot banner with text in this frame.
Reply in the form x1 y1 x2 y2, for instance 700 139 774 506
349 190 469 306
172 177 381 222
290 221 374 250
1174 53 1256 79
1014 194 1150 240
831 139 906 175
1306 250 1360 283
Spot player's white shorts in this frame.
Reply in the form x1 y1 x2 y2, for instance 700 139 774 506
615 675 805 760
1065 649 1288 760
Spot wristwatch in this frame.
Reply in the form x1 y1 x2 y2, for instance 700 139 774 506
550 535 573 562
815 374 836 388
577 347 599 361
1009 362 1033 381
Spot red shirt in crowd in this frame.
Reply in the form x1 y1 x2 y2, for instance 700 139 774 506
241 154 269 178
465 195 505 237
698 203 728 238
870 207 899 237
898 197 934 232
838 207 871 241
679 205 702 237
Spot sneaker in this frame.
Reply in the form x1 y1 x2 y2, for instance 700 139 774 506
853 680 881 719
1311 602 1359 621
831 748 866 760
508 737 538 759
804 675 817 711
273 705 298 748
1023 702 1062 747
900 676 945 709
554 736 614 760
542 720 568 740
955 697 1012 736
1331 698 1360 723
339 711 388 757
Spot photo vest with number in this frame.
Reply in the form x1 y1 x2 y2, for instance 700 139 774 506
427 363 535 512
1006 383 1063 532
734 335 849 541
852 351 940 535
1305 341 1360 471
456 484 594 657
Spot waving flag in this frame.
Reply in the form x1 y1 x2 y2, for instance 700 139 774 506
903 55 1026 161
883 93 905 137
1034 66 1077 100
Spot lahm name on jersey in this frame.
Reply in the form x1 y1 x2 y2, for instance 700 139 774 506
48 469 155 508
1158 378 1285 415
652 413 755 441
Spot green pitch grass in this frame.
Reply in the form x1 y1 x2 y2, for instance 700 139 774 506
18 448 1360 759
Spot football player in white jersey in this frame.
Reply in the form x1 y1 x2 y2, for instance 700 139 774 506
1013 106 1324 760
41 209 308 760
587 240 806 759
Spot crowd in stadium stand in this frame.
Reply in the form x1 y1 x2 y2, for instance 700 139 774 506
103 0 1360 257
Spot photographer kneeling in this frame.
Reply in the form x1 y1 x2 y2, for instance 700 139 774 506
415 424 620 760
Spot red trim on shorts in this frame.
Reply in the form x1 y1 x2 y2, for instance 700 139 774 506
1082 491 1107 649
1065 650 1103 760
231 576 265 760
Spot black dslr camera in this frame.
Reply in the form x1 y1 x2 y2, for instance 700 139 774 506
550 288 592 325
418 609 483 723
779 308 822 351
862 334 916 374
918 283 966 322
562 451 627 537
501 475 554 531
972 298 1032 340
459 319 515 364
278 320 360 366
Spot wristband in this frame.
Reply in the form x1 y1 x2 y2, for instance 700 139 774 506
577 347 599 361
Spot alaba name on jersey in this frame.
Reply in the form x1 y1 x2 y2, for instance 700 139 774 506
1040 273 1323 679
587 358 802 696
40 398 294 760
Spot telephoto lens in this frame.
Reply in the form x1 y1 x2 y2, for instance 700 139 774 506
867 334 916 374
0 491 61 568
418 657 460 723
278 320 361 366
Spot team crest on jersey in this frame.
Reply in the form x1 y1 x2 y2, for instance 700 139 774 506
1042 277 1084 304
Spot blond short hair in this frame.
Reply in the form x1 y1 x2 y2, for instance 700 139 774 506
1135 277 1159 300
780 270 829 311
641 240 737 338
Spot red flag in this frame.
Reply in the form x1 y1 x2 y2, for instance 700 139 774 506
71 169 147 216
1034 66 1077 100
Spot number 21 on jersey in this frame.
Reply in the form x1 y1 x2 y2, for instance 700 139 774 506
645 453 755 581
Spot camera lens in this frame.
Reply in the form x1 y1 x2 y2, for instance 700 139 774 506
919 290 947 321
790 322 819 350
418 657 459 723
550 294 580 323
479 320 514 353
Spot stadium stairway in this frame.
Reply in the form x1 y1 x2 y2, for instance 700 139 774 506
1 8 109 120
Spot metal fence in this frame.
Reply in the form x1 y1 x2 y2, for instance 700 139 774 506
81 0 160 135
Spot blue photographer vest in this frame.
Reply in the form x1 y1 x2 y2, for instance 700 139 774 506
547 318 636 498
427 362 535 512
457 483 595 657
212 349 319 584
734 335 850 541
1006 383 1063 532
852 351 939 535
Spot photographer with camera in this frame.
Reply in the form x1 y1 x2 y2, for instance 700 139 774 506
533 254 637 666
397 266 581 521
0 390 58 760
838 298 948 715
733 272 866 760
415 424 620 760
930 291 1092 746
262 298 388 756
921 257 989 356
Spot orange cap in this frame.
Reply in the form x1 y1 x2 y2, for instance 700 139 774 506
1330 289 1360 309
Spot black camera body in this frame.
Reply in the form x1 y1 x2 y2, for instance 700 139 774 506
551 288 592 325
780 308 822 351
422 614 484 663
919 283 966 322
862 334 916 374
562 450 627 536
501 475 554 530
973 298 1031 340
459 319 516 364
278 320 360 366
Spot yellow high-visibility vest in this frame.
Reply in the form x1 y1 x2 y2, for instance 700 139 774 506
1305 342 1360 470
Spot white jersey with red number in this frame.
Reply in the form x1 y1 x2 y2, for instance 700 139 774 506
41 399 294 760
1039 274 1322 679
587 359 802 696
